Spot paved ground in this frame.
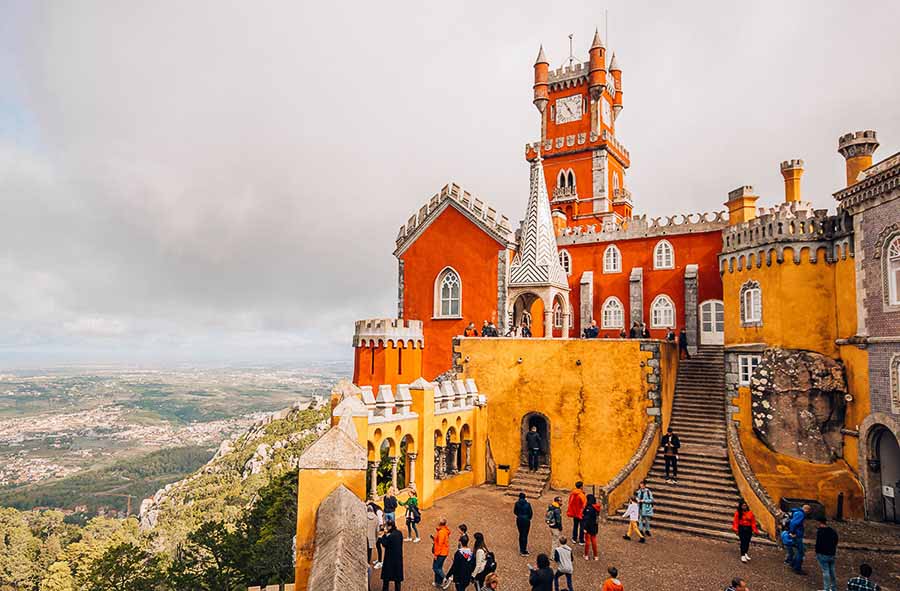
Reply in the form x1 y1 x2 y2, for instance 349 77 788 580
372 486 900 591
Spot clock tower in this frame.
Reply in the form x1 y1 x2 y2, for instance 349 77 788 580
526 30 630 229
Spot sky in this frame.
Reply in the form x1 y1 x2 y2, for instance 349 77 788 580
0 0 898 366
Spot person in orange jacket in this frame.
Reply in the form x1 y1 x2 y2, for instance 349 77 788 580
566 481 587 544
732 500 760 563
601 566 624 591
432 518 452 588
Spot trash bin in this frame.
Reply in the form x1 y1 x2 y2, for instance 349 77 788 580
496 464 511 487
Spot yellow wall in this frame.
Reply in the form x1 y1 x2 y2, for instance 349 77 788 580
457 339 674 489
839 344 870 474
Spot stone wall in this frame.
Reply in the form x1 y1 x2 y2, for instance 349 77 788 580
306 486 367 591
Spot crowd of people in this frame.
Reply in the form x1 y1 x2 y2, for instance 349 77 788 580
364 482 883 591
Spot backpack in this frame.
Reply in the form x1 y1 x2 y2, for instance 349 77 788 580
483 551 497 575
779 513 791 534
411 505 421 523
545 506 556 526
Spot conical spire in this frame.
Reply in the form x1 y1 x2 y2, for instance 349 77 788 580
508 156 569 289
534 45 548 66
591 28 604 49
609 52 620 71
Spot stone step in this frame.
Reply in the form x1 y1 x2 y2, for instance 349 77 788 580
652 499 738 522
646 475 736 494
667 422 725 434
646 471 736 491
671 405 724 415
609 516 773 545
652 452 731 467
651 459 731 475
676 447 730 460
669 416 725 428
670 412 724 422
651 489 742 509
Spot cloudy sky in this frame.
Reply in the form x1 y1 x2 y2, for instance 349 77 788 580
1 1 898 366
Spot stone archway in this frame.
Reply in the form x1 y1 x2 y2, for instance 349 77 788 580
520 412 550 468
511 292 542 336
859 413 900 521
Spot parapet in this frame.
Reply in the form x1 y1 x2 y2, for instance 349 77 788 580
394 183 514 256
780 159 804 172
353 318 424 348
525 128 630 163
557 210 729 246
837 130 879 158
548 60 589 88
348 378 485 424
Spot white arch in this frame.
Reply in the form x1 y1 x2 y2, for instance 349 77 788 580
559 249 572 276
649 294 676 328
887 235 900 305
601 296 625 329
603 244 621 273
654 239 674 269
434 266 461 318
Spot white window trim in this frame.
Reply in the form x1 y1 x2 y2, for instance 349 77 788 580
603 244 621 274
888 236 900 306
433 266 462 319
649 294 676 329
738 354 761 386
653 239 674 270
743 288 762 323
553 303 563 328
601 296 625 329
559 249 572 276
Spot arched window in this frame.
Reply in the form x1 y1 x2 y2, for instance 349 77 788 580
612 173 619 197
601 297 625 329
557 169 576 192
650 294 675 328
568 170 575 188
434 267 461 318
553 302 563 328
654 240 674 269
888 236 900 306
559 249 572 275
740 280 762 326
603 245 621 273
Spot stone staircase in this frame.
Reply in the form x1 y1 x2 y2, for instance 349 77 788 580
621 345 767 542
505 463 550 499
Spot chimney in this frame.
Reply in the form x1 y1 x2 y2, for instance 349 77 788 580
838 130 879 186
725 186 759 226
552 210 567 235
780 159 804 203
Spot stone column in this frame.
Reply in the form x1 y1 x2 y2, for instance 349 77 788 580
544 309 554 338
407 453 417 487
447 443 460 473
580 271 594 335
390 456 400 490
629 267 644 328
434 446 444 480
463 440 473 471
367 461 378 500
683 264 699 355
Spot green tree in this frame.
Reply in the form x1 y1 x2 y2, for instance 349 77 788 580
0 507 40 589
86 542 164 591
40 561 74 591
243 471 297 585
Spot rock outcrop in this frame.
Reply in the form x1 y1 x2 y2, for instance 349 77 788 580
750 349 846 463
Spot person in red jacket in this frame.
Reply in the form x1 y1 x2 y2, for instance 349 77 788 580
566 481 587 545
732 500 760 563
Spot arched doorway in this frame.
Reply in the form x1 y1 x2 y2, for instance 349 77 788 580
512 292 543 337
520 412 550 468
873 427 900 522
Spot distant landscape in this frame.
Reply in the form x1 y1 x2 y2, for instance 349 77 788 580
0 364 348 515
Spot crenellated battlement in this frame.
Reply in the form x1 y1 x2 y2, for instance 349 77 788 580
557 210 728 245
780 159 804 172
353 318 424 348
525 128 630 162
838 130 879 157
548 60 590 88
394 183 514 255
349 378 485 424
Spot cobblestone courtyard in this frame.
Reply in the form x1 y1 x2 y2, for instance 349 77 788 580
374 486 900 591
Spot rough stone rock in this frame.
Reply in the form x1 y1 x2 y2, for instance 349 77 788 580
751 348 846 463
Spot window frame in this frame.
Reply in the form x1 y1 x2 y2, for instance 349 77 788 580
740 280 763 327
433 267 462 319
649 294 676 329
888 236 900 306
653 239 674 270
601 296 625 329
559 249 572 276
553 302 563 328
603 244 621 274
738 354 762 386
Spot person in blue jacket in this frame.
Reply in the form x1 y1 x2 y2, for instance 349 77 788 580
784 504 811 574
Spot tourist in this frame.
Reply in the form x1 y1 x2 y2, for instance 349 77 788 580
464 322 478 337
724 578 748 591
514 492 534 556
552 536 574 591
522 321 532 338
581 493 602 558
367 503 379 564
483 572 500 590
665 327 675 342
640 323 650 338
619 328 627 338
814 516 838 591
527 553 554 591
487 321 499 337
482 320 491 336
600 566 623 591
457 523 469 548
678 327 690 359
384 487 399 523
472 532 494 591
379 518 404 591
400 488 421 542
584 320 599 339
369 501 385 568
621 496 645 543
446 533 475 591
731 500 759 562
660 427 680 484
566 481 586 545
635 481 654 537
629 322 639 338
526 426 543 471
786 504 811 574
847 563 880 591
432 518 452 588
546 495 563 548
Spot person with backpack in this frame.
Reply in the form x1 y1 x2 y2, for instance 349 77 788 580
527 553 555 591
581 493 602 559
814 516 838 591
471 532 496 591
379 518 404 591
552 536 574 591
514 492 534 556
446 534 475 591
399 489 421 543
432 518 452 588
785 504 810 574
546 496 563 548
566 482 586 545
635 481 653 537
731 500 759 563
600 566 624 591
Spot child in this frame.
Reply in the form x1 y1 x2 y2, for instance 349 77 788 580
552 536 574 591
622 497 645 543
601 566 624 591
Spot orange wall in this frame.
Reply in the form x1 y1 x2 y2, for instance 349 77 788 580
353 343 423 391
563 230 723 337
401 206 506 379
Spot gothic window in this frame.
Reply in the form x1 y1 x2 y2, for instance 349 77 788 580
653 240 674 269
601 297 625 329
557 169 576 192
553 303 563 328
559 249 572 275
612 173 620 198
738 354 761 386
650 294 675 328
887 236 900 306
603 244 621 273
434 267 461 318
740 280 762 326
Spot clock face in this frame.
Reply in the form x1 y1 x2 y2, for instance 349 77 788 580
555 94 583 124
601 97 612 128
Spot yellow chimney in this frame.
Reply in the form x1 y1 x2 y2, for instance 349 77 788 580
780 159 804 203
725 186 759 226
838 130 879 186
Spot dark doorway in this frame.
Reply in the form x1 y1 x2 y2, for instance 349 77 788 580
520 412 550 467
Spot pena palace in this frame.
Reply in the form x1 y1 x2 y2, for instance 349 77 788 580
291 29 900 588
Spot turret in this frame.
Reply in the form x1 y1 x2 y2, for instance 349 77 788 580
609 52 623 119
780 159 804 203
588 28 606 99
725 186 759 225
352 318 424 390
838 130 879 186
533 45 550 114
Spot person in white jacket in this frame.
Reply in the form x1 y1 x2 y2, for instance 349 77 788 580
621 497 645 543
471 532 490 590
553 537 574 591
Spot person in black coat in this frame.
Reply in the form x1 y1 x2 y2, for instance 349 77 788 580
527 553 554 591
660 427 681 484
514 492 533 556
379 519 404 591
678 327 690 359
446 534 475 591
525 426 543 471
